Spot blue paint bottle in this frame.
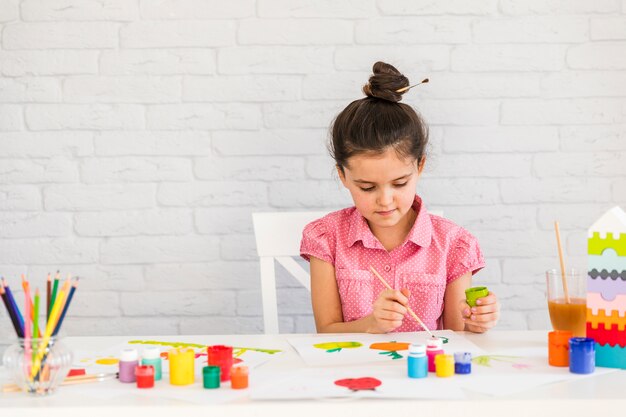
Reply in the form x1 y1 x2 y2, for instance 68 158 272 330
569 337 595 374
454 352 472 374
407 343 427 378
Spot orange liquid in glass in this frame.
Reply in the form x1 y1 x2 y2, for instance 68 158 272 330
548 297 587 337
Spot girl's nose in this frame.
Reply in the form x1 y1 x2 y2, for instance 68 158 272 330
377 188 393 206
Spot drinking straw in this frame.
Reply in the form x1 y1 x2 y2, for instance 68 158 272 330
554 221 571 304
49 271 60 318
369 265 436 338
53 277 79 336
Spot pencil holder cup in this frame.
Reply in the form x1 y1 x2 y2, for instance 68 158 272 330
3 337 73 396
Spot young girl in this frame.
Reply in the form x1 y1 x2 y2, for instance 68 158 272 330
300 62 500 334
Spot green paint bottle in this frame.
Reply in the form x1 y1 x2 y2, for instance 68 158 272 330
141 346 162 381
465 286 489 307
203 366 221 389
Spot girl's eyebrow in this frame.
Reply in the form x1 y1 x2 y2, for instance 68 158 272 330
353 174 412 184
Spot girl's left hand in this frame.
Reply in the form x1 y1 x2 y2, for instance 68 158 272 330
463 292 500 333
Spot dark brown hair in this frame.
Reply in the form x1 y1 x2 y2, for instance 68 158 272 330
330 61 428 172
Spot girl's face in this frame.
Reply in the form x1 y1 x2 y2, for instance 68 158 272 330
338 147 424 232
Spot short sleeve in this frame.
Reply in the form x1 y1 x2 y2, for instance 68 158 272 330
446 228 485 283
300 218 335 265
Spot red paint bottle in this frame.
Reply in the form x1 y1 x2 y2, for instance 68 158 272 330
426 338 444 372
207 345 233 382
135 365 155 389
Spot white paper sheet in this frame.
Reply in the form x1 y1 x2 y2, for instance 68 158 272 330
287 330 484 367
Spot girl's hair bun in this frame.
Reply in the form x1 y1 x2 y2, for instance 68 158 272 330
362 61 409 103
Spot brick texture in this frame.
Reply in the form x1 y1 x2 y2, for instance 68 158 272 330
0 1 623 354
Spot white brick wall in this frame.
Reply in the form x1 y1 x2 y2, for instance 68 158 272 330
0 0 625 354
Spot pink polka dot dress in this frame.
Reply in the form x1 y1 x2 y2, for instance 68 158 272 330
300 195 485 333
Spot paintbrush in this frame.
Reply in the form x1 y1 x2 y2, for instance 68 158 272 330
2 372 119 393
369 265 436 339
395 78 429 93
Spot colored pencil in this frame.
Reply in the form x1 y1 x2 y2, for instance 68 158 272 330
21 274 34 332
2 278 24 336
30 280 69 380
0 285 22 337
49 271 60 318
33 289 40 340
369 265 436 338
46 273 51 319
24 288 32 371
53 278 78 336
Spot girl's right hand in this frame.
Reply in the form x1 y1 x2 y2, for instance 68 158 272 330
367 288 410 333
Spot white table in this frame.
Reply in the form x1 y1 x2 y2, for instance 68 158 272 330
1 331 624 417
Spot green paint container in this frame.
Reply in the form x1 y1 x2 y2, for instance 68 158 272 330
141 346 162 381
203 366 221 389
465 286 489 307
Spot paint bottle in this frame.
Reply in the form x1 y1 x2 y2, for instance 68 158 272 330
203 366 221 389
135 365 155 389
141 346 163 381
569 337 595 374
426 338 444 372
435 354 455 377
548 330 573 367
230 366 249 389
119 348 139 383
169 347 195 385
465 286 489 307
407 344 427 379
454 352 472 374
208 345 233 382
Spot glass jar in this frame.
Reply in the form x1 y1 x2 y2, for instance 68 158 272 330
3 337 73 395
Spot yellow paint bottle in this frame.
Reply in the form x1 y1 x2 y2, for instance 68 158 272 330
435 354 454 378
169 348 195 385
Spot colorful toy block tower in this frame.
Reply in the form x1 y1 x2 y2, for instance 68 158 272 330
587 206 626 369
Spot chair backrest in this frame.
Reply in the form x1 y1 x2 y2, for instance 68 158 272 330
252 209 443 334
252 211 328 334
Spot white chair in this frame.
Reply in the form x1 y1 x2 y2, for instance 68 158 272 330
252 211 328 334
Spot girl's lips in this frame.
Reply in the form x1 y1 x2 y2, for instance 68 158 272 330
376 209 396 217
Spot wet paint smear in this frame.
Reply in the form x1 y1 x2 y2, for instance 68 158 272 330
335 377 382 391
313 341 362 353
369 342 410 360
95 357 119 365
128 340 282 355
472 355 521 367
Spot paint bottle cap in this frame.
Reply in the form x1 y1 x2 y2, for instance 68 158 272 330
142 346 161 360
135 365 155 377
465 286 489 307
454 352 472 364
409 344 426 355
120 348 138 362
435 353 454 365
231 365 249 376
426 338 443 349
549 330 573 345
569 337 595 352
